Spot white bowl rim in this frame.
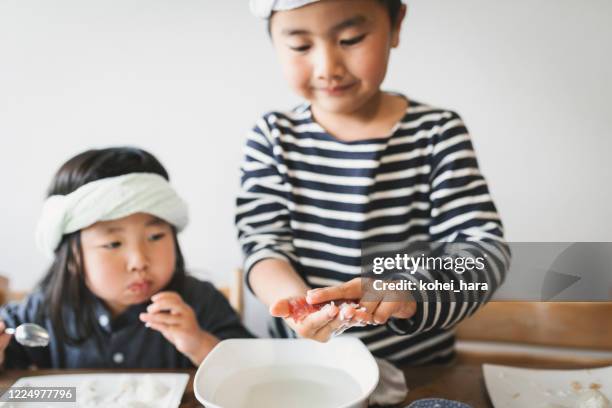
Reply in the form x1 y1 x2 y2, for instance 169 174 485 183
194 337 380 408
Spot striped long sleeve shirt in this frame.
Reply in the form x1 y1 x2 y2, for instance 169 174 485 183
235 98 510 365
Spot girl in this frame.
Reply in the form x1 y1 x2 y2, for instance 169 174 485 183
238 0 510 365
1 147 251 369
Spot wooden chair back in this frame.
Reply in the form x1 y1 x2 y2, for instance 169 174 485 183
0 275 8 306
456 302 612 351
218 268 244 318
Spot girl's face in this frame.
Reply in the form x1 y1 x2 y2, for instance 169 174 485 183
80 212 176 315
270 0 404 116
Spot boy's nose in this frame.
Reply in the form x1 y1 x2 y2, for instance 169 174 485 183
314 45 345 82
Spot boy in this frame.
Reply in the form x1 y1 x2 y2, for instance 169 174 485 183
238 0 509 365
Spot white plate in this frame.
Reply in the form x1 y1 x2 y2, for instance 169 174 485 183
194 338 379 408
0 373 189 408
483 364 612 407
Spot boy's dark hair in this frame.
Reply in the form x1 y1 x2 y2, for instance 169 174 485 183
380 0 403 27
268 0 404 34
38 147 187 345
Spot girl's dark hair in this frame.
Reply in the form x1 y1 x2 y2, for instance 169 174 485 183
39 147 186 345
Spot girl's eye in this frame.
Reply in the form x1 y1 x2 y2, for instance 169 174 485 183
340 34 367 46
149 233 166 242
289 44 311 52
103 241 121 249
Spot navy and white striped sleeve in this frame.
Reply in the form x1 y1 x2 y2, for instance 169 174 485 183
388 111 511 336
235 115 297 292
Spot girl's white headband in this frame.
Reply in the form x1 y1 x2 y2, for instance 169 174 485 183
35 173 189 258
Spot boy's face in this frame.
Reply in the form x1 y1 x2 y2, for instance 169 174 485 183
80 212 176 315
270 0 404 115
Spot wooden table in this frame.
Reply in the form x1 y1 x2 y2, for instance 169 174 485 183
1 356 609 407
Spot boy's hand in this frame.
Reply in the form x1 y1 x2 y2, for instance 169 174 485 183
0 321 12 366
306 278 417 325
139 291 218 366
269 296 372 342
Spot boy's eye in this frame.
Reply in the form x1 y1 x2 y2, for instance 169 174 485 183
149 233 166 242
289 44 311 52
103 241 121 249
340 33 367 47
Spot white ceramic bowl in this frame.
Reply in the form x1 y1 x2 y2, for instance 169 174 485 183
194 337 379 408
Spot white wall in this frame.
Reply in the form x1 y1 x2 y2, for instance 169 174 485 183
1 0 610 335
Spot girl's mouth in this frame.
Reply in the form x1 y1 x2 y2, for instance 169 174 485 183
127 280 152 294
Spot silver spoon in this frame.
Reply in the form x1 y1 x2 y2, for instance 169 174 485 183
4 323 50 347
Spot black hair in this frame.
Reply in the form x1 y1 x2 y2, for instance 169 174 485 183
379 0 403 28
267 0 404 34
38 147 187 345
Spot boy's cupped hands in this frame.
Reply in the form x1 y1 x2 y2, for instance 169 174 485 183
270 278 416 342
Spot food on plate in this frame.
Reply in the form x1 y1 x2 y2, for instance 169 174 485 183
538 389 610 408
576 389 611 408
79 375 170 407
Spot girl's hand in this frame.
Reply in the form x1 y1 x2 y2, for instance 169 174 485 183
139 291 218 366
0 321 12 366
306 278 417 325
269 296 372 342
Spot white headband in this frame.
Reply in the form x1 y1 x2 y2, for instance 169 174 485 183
35 173 189 258
249 0 320 19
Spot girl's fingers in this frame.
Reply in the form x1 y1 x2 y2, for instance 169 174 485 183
151 291 181 301
0 333 12 350
140 312 183 327
147 297 186 315
144 321 175 342
145 321 168 331
0 321 13 348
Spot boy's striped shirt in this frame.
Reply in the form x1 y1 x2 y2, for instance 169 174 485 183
236 99 509 365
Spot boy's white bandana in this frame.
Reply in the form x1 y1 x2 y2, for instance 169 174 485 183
35 173 189 258
249 0 321 19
